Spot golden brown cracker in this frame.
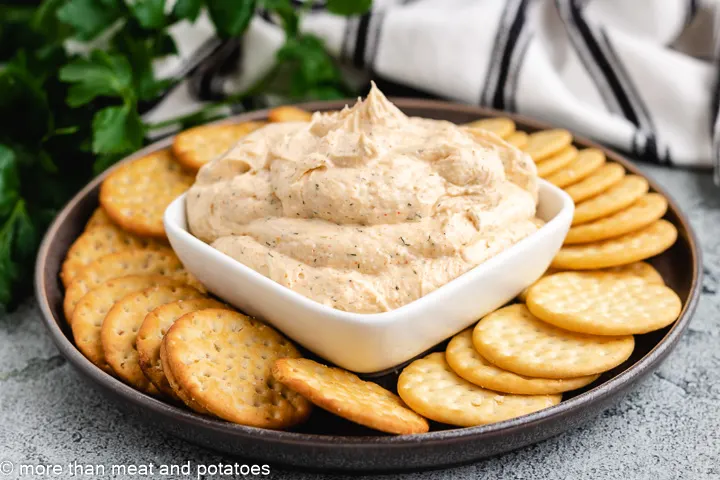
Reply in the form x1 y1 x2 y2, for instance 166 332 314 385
537 146 578 178
465 117 516 138
519 261 663 302
566 193 668 243
564 163 625 203
397 352 561 427
523 129 573 161
526 271 682 335
552 219 678 270
85 208 113 231
446 329 599 395
267 106 313 123
506 131 529 149
71 275 179 374
172 122 265 171
603 261 664 284
101 285 205 393
272 358 429 435
138 298 228 398
160 336 210 414
545 148 606 188
63 248 187 321
99 149 194 238
165 309 312 428
61 224 167 287
473 305 634 378
572 175 650 226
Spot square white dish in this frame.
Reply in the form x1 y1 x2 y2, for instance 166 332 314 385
164 179 573 373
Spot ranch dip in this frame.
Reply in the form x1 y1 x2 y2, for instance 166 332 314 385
186 84 540 313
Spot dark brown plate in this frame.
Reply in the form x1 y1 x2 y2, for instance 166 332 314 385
34 99 701 472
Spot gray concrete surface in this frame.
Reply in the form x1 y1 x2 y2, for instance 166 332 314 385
0 164 718 479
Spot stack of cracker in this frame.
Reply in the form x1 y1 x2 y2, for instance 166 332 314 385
396 121 683 428
60 106 331 427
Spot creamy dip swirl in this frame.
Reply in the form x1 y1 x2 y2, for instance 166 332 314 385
187 85 540 313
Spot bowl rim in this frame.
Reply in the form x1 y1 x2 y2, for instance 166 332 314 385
164 178 574 324
34 97 702 448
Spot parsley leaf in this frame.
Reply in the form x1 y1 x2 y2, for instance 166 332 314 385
206 0 257 38
129 0 168 30
277 34 349 99
327 0 372 16
0 146 20 219
259 0 298 36
31 0 72 42
0 65 52 145
56 0 123 41
92 104 144 155
112 30 174 102
0 199 37 309
172 0 204 22
59 51 133 107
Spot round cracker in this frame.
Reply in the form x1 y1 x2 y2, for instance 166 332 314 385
526 271 682 335
517 261 662 302
85 207 113 231
397 352 561 427
164 309 312 428
466 117 516 139
603 261 664 284
473 304 634 378
63 249 190 321
545 148 606 188
99 149 194 238
572 175 650 226
505 131 528 149
61 224 167 287
552 219 678 270
446 329 599 395
566 193 668 243
564 163 625 203
523 129 573 162
272 358 429 435
138 298 228 398
71 275 180 375
172 122 265 171
101 285 205 393
537 146 578 178
267 106 313 123
160 336 209 414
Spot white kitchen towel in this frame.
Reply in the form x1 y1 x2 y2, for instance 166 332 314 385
147 0 720 167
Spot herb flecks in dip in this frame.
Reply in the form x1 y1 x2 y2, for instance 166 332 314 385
186 85 540 313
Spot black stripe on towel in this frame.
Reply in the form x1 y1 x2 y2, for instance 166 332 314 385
341 17 357 63
597 28 654 132
565 0 640 126
491 0 529 110
556 0 621 115
684 0 699 29
353 13 372 68
480 0 523 106
481 0 529 109
597 28 664 163
505 29 534 113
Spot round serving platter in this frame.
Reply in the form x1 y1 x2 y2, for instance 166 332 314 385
35 99 701 472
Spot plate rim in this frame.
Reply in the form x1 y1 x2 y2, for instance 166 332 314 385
34 98 702 448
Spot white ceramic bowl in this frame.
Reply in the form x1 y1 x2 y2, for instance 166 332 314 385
164 180 573 373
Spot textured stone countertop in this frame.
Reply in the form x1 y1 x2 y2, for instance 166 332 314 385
1 164 718 480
